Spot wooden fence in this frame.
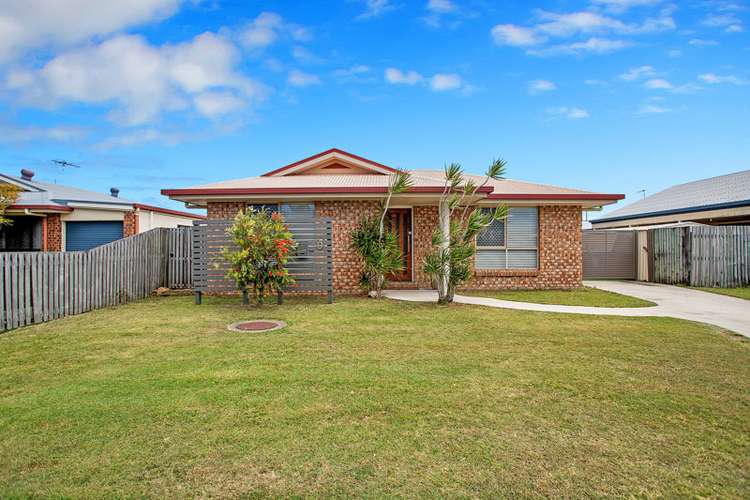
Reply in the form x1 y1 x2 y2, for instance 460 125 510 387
0 227 193 332
650 226 750 287
167 227 192 288
192 218 333 303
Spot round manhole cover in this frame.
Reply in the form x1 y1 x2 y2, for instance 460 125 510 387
227 320 286 333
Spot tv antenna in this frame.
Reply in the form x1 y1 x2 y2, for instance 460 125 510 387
52 159 82 172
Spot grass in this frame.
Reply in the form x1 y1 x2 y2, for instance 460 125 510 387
461 286 655 307
691 287 750 301
1 296 749 497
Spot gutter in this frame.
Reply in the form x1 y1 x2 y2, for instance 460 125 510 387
591 198 750 224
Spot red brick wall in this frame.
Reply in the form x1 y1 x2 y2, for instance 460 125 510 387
123 211 138 237
461 205 582 290
207 202 247 219
46 214 62 251
204 201 583 292
410 205 581 290
315 200 380 294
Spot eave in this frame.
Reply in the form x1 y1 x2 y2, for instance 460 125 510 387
591 198 750 225
7 204 74 213
133 203 206 219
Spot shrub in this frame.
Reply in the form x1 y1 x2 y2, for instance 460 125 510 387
351 216 402 297
223 209 296 305
350 172 412 298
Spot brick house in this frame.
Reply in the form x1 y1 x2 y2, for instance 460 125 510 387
1 169 204 251
162 149 623 293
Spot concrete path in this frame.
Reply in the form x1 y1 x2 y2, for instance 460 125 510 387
383 281 750 338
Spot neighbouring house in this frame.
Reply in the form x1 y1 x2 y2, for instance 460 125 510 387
591 169 750 229
1 169 205 252
162 148 623 293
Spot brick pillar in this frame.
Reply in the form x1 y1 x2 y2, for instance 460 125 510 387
46 214 62 251
315 200 380 294
123 210 138 237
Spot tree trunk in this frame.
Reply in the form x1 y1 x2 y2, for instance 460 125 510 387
437 199 451 303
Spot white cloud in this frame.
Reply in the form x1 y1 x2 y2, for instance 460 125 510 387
95 128 186 149
643 78 673 89
429 73 462 91
239 12 311 51
702 13 744 32
0 123 87 142
193 91 245 117
427 0 456 13
491 24 545 46
385 68 472 93
332 65 372 83
384 67 424 85
698 73 749 85
0 0 181 62
591 0 663 14
546 106 590 119
688 38 719 46
356 0 396 20
528 37 632 56
490 5 675 56
527 79 556 94
667 48 682 57
533 9 674 37
6 32 266 125
618 65 656 80
287 69 321 87
636 104 672 114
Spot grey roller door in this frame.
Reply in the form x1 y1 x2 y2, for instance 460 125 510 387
65 221 124 251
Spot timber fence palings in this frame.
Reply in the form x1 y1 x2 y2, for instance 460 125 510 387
649 226 750 288
0 227 194 332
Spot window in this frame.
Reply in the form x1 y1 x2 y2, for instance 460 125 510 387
248 204 279 214
476 207 538 270
476 209 506 248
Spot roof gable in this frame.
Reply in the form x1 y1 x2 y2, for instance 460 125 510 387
262 148 400 177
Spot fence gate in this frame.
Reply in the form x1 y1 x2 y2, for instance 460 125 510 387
192 217 333 303
583 230 637 280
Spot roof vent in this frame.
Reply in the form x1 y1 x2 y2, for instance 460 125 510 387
20 169 34 181
110 187 120 198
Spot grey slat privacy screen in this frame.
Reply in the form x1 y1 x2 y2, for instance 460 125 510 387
192 203 333 302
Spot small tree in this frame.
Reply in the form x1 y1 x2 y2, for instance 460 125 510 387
0 184 20 226
351 172 412 298
423 160 508 304
223 209 296 305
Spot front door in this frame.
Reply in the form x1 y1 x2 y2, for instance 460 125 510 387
385 208 412 282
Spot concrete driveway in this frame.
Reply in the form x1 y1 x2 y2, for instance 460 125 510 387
383 281 750 338
584 281 750 338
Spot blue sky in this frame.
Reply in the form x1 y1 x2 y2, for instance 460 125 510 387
0 0 748 215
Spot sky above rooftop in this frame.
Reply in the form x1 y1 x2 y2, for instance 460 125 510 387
0 0 747 215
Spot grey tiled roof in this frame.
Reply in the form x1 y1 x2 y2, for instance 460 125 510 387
1 172 134 208
593 169 750 222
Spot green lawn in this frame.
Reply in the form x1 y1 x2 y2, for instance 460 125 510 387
1 296 748 497
692 287 750 301
461 286 655 307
